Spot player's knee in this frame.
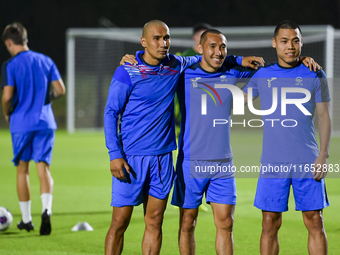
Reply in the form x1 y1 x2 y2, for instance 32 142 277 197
303 211 324 232
144 212 164 230
215 215 234 232
17 164 30 175
110 215 130 232
262 213 282 232
17 169 29 176
181 212 197 232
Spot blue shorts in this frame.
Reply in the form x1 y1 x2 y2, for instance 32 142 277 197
254 163 329 212
111 153 174 207
171 157 236 209
11 129 55 166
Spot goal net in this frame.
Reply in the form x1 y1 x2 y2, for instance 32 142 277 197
66 25 340 135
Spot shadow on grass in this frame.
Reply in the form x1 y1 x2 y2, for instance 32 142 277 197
0 231 40 239
12 210 112 217
0 231 20 235
0 226 97 239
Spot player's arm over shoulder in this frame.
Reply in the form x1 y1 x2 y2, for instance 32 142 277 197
225 55 243 67
231 65 257 77
172 54 200 73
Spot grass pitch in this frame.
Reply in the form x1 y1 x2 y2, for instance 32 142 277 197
0 130 339 254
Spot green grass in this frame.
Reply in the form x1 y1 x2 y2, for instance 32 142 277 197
0 130 339 254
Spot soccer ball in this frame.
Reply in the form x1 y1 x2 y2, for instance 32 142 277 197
0 207 13 231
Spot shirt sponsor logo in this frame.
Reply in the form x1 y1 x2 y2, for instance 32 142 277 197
267 77 277 88
220 75 228 82
191 77 201 87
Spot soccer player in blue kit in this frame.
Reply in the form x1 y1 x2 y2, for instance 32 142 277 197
171 29 256 255
1 23 66 235
243 21 331 255
103 20 267 255
104 20 203 255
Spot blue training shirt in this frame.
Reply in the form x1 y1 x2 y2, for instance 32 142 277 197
1 50 61 133
243 62 330 163
177 62 254 160
104 51 243 160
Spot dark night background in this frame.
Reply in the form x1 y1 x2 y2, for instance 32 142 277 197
0 0 339 128
1 0 340 74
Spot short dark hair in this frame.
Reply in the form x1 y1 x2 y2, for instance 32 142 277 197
2 22 28 45
193 22 212 35
274 20 302 38
200 29 224 45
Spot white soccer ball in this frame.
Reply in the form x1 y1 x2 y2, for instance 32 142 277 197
0 207 13 231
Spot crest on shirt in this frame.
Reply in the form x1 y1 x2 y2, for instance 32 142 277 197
220 75 228 82
267 77 277 88
191 77 202 87
295 77 303 86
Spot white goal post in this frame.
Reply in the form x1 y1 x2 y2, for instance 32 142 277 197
66 25 340 135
